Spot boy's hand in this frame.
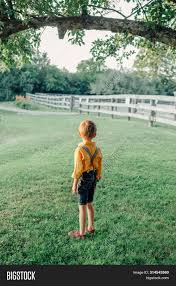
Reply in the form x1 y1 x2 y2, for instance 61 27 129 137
72 178 78 194
96 176 101 182
72 184 78 194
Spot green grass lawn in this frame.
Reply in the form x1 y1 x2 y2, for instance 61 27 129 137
0 110 176 265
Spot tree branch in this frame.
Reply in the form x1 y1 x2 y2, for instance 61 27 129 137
0 15 176 47
87 4 127 18
126 0 155 19
13 9 65 19
136 0 149 22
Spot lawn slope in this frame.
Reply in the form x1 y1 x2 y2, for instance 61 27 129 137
0 111 176 265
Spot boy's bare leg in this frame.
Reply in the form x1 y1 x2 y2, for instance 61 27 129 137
87 203 94 230
79 205 87 235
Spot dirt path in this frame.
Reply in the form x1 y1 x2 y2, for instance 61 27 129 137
0 104 78 116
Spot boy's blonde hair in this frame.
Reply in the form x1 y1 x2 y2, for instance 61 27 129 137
78 120 97 139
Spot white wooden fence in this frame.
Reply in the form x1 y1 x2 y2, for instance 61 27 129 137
28 93 76 110
27 93 176 127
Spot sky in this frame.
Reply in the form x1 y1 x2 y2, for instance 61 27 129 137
39 0 136 72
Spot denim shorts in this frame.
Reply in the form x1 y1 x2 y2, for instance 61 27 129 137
77 170 97 205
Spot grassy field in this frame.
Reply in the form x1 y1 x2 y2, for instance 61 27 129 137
0 109 176 265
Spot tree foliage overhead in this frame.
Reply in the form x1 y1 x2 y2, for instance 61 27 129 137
0 0 176 67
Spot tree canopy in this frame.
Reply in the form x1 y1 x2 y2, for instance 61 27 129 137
0 0 176 67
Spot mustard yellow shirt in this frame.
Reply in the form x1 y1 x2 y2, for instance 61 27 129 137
72 141 102 179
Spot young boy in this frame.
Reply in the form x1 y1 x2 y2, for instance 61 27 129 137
68 120 102 239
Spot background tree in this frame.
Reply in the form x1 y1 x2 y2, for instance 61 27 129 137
134 46 176 80
91 69 176 95
0 53 95 100
77 58 107 74
76 58 106 86
1 49 175 102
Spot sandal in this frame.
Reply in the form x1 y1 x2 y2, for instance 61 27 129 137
68 230 85 239
86 227 95 234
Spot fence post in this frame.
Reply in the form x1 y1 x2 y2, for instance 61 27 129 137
54 95 57 110
174 92 176 121
148 99 156 127
55 95 58 109
70 95 74 111
111 98 114 118
127 97 131 121
87 98 90 115
132 97 137 113
98 98 101 117
63 97 66 109
115 98 117 112
79 97 82 114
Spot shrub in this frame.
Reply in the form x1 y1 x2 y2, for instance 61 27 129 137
15 100 39 110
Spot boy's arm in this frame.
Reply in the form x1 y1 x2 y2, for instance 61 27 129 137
96 149 102 180
96 151 102 181
72 178 79 193
71 147 83 192
96 158 102 180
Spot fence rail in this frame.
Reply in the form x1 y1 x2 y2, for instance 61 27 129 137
27 93 176 127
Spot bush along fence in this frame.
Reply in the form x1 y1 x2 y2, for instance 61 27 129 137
27 93 176 127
